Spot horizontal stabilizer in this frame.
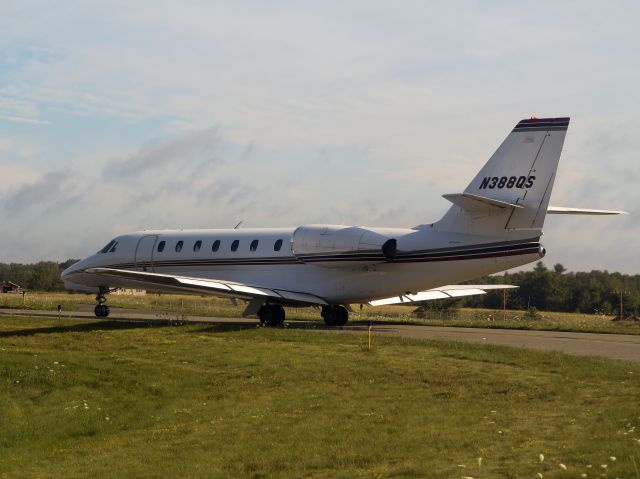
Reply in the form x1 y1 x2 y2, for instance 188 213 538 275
369 284 518 306
85 268 328 306
443 193 523 212
547 206 628 215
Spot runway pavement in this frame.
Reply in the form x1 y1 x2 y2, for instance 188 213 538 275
2 307 640 362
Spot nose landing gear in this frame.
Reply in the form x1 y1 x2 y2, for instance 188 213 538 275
94 287 110 318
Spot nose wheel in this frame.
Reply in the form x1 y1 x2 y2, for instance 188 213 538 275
94 287 110 318
95 304 110 317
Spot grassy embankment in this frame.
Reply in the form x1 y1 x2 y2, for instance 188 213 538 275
1 292 639 335
1 314 640 478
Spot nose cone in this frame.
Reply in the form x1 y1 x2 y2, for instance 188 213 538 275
60 257 100 293
61 262 80 282
61 255 96 281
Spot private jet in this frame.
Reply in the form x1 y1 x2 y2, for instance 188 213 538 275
61 117 624 326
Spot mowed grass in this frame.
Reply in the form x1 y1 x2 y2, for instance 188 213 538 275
2 292 640 335
1 316 640 478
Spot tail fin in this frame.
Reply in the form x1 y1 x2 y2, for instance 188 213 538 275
434 117 569 237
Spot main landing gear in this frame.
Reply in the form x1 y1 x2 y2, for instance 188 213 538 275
258 304 285 327
322 305 349 326
94 287 110 318
256 304 349 327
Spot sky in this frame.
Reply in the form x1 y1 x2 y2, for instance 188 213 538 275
0 1 638 273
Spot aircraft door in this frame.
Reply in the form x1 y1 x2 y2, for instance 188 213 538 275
134 235 158 272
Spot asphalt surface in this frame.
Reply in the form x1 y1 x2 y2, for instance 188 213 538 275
2 307 640 363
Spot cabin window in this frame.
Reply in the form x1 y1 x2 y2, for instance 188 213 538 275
109 242 119 253
231 240 239 252
274 239 283 251
250 239 259 252
194 240 202 252
99 240 116 254
212 240 220 252
157 241 166 252
175 241 184 252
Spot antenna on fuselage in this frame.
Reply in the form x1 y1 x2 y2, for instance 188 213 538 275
234 221 243 229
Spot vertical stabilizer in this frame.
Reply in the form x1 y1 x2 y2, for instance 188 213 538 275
434 117 569 237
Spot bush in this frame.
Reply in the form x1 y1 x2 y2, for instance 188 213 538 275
524 306 540 319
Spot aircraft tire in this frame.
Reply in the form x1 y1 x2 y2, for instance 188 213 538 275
94 304 110 317
258 305 285 327
322 305 348 326
333 305 348 326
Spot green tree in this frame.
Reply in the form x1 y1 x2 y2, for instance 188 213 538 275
28 262 65 291
461 262 640 315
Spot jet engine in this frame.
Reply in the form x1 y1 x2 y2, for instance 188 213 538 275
291 224 397 266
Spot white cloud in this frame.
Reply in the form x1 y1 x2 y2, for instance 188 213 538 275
0 164 40 193
102 127 220 180
0 137 12 150
0 114 49 125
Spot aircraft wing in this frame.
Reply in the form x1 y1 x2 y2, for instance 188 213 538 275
369 284 518 306
85 268 328 311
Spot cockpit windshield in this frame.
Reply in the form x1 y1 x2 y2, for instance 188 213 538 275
98 240 116 254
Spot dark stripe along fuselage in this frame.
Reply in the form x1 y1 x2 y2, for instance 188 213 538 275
105 239 541 271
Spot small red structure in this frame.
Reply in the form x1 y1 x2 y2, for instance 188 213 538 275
1 281 23 294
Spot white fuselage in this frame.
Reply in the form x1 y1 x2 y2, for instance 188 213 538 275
62 225 544 304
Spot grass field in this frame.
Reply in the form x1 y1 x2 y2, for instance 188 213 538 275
2 291 639 336
1 315 640 478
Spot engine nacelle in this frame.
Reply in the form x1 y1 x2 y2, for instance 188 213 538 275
291 224 396 266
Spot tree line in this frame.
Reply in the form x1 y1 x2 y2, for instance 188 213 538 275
0 260 79 292
463 262 640 315
0 260 638 315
